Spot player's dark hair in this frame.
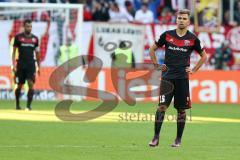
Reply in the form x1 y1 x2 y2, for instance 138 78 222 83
177 9 191 17
23 19 32 25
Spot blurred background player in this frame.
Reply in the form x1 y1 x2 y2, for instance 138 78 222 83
111 41 135 68
10 28 29 95
58 37 79 66
148 9 207 148
57 37 85 101
209 41 235 70
12 19 40 110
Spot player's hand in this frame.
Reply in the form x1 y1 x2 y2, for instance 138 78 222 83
37 69 40 76
185 67 195 74
154 64 167 71
160 64 167 71
11 65 16 73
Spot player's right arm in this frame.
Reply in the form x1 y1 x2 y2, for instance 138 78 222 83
149 32 167 71
12 46 17 73
149 44 159 66
35 37 40 76
12 35 19 72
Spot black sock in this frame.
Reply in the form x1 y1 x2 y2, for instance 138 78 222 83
154 110 165 139
176 111 186 141
27 89 34 108
15 88 21 107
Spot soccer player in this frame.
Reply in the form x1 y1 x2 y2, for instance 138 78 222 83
12 19 40 110
148 9 207 147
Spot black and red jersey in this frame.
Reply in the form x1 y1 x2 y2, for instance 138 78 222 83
14 33 39 64
155 29 204 79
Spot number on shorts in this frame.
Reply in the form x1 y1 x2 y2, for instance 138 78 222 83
160 95 165 103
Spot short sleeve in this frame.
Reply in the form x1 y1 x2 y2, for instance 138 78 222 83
35 37 39 52
13 35 20 47
35 37 39 48
193 38 204 55
155 32 166 47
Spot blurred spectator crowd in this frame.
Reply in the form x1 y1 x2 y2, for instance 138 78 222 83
0 0 85 4
84 0 240 26
83 0 240 26
84 0 187 24
0 0 240 25
0 0 84 3
223 0 240 26
0 0 192 24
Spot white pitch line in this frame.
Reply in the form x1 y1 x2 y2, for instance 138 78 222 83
0 110 240 123
0 145 239 149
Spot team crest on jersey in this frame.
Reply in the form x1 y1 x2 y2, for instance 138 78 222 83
169 38 174 42
32 38 36 42
184 40 190 46
20 37 25 41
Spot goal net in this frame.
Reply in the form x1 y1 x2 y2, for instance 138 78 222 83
0 2 83 100
0 2 83 66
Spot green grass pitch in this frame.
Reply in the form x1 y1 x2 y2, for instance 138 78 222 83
0 100 240 160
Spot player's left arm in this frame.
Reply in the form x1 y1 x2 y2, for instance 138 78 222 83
186 37 207 74
186 50 207 74
36 49 40 75
35 37 41 76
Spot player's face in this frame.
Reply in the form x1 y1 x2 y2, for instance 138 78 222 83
24 23 32 35
176 14 190 29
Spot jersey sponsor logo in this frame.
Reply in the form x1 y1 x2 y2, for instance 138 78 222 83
168 46 187 52
184 40 190 46
21 43 35 47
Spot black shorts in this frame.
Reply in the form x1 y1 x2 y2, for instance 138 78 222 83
159 78 191 110
15 63 36 84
